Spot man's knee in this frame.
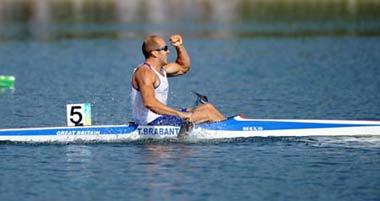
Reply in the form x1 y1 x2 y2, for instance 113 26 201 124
194 103 216 113
201 103 216 112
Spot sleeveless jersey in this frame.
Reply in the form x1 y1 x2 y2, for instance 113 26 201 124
130 63 169 124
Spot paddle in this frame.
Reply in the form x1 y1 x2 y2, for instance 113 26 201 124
193 91 208 108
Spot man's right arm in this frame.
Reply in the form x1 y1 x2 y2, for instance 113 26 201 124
164 35 191 77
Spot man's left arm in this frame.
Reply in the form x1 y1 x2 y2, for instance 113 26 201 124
165 35 191 77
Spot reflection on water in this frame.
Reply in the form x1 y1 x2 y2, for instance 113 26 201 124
0 0 380 41
65 144 93 163
64 145 94 182
140 144 193 200
0 87 15 94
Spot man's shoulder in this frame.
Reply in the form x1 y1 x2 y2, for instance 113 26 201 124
133 65 156 81
134 65 152 75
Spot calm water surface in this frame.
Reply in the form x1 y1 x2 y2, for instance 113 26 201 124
1 139 380 201
1 1 380 201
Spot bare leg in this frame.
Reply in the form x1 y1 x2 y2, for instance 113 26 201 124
189 103 225 124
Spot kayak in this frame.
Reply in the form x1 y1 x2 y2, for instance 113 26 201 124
1 115 380 143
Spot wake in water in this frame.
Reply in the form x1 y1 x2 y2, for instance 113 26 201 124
302 136 380 149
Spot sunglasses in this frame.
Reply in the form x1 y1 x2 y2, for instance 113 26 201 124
154 45 168 52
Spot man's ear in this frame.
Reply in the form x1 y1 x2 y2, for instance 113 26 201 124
150 51 158 58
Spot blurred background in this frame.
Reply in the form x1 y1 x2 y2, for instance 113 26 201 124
1 0 380 41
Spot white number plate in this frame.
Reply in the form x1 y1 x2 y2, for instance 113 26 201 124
66 103 92 126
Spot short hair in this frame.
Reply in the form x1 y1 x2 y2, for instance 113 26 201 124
142 35 162 58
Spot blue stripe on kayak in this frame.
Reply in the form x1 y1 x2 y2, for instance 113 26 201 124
197 118 377 131
1 119 378 136
0 124 138 136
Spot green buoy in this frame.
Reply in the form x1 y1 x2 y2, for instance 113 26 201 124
0 75 15 88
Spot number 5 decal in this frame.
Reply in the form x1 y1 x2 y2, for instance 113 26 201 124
66 103 91 127
70 106 83 126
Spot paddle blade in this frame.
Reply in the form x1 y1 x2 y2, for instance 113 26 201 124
193 92 208 104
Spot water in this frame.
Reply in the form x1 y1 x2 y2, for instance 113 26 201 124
1 0 380 201
1 138 380 201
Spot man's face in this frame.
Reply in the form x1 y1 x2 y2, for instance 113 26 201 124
154 38 170 65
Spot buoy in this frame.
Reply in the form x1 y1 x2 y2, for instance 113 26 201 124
0 75 15 88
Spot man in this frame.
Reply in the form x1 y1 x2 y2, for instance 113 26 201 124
131 34 225 125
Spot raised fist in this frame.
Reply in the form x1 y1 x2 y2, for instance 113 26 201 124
169 34 183 47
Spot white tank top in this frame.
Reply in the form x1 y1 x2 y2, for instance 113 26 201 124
131 63 169 124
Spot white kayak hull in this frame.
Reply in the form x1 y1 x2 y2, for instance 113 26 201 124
1 116 380 143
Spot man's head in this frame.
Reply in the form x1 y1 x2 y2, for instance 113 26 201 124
142 35 169 65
